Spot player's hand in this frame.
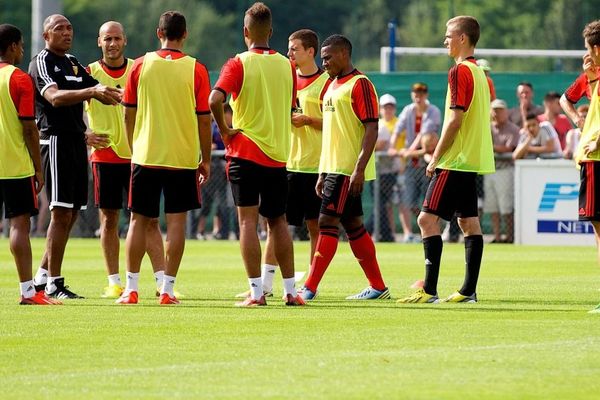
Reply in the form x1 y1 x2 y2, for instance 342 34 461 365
291 113 308 128
93 84 122 105
576 116 586 129
219 127 241 146
349 169 365 196
315 175 324 198
387 147 398 157
198 160 211 185
584 140 599 156
85 131 110 149
34 170 44 194
583 54 596 81
426 156 438 178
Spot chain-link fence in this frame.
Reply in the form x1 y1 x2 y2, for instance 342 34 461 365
2 150 554 243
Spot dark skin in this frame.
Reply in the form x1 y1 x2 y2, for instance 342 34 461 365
317 44 378 230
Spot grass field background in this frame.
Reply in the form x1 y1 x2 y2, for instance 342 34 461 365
1 238 599 399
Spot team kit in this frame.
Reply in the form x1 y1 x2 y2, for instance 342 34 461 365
1 4 599 312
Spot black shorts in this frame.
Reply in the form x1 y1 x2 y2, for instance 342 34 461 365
422 169 478 221
92 162 130 209
320 174 363 221
227 157 287 219
579 161 600 221
40 134 88 210
0 176 39 218
286 172 321 226
129 164 201 218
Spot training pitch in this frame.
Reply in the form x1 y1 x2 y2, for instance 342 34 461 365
0 238 599 399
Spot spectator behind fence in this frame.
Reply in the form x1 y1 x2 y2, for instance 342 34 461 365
484 99 520 243
513 113 562 160
367 93 401 242
476 58 496 100
564 104 589 160
196 105 230 240
389 82 441 243
538 91 573 150
508 82 544 128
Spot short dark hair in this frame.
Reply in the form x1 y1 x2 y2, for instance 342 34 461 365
0 24 22 54
525 112 538 121
158 11 186 41
289 29 319 55
544 91 561 102
518 81 533 90
245 2 272 38
321 34 352 57
447 16 480 46
583 20 600 47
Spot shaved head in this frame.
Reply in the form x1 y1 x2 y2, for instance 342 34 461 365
99 21 124 37
43 14 70 33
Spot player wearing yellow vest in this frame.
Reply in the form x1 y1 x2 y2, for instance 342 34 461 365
299 34 390 301
245 29 331 299
576 20 600 314
0 24 59 305
118 11 212 305
210 2 304 307
398 16 494 305
84 21 171 300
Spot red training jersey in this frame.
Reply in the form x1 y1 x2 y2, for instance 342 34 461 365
0 62 35 120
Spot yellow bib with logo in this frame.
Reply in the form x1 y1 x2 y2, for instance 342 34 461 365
287 71 329 173
132 52 199 169
0 65 34 179
437 61 495 174
230 51 293 162
320 75 377 180
86 59 133 159
576 81 600 163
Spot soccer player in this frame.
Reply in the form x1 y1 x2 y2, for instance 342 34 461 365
560 54 599 130
575 20 600 314
0 24 59 305
398 16 494 304
299 34 390 301
239 29 331 298
117 11 212 305
85 21 170 299
29 14 122 299
209 2 304 307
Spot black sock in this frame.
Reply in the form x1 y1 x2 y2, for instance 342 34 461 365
423 235 443 295
460 235 484 296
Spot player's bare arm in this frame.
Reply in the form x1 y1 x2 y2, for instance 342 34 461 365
21 119 44 193
43 83 121 107
124 106 136 151
208 89 240 143
350 120 378 196
427 109 463 177
197 114 212 184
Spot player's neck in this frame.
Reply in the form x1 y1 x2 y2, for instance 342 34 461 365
297 61 318 76
102 56 125 68
46 46 66 57
454 48 475 63
160 39 184 52
248 40 270 50
0 55 15 65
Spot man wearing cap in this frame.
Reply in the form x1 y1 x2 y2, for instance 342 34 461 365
389 82 441 242
484 99 520 243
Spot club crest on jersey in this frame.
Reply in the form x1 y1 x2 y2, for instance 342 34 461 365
324 98 335 112
71 61 78 76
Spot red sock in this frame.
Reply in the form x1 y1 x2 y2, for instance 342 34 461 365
304 226 339 292
347 225 386 291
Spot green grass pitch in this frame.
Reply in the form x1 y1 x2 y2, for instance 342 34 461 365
1 238 599 399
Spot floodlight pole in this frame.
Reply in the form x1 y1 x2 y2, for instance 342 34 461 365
388 19 397 73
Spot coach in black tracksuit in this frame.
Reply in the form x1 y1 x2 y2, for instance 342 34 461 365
28 14 121 300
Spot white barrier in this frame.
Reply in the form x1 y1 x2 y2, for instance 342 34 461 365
514 159 595 246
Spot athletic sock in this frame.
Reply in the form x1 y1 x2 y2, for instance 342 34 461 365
423 235 443 296
347 225 386 291
45 276 63 294
460 235 484 296
33 267 48 286
249 277 263 300
303 226 339 292
154 270 164 289
261 263 278 293
125 272 139 294
20 280 36 298
108 274 121 287
162 275 176 297
283 277 297 297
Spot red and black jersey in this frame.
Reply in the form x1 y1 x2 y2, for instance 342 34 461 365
0 62 35 120
330 69 378 123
